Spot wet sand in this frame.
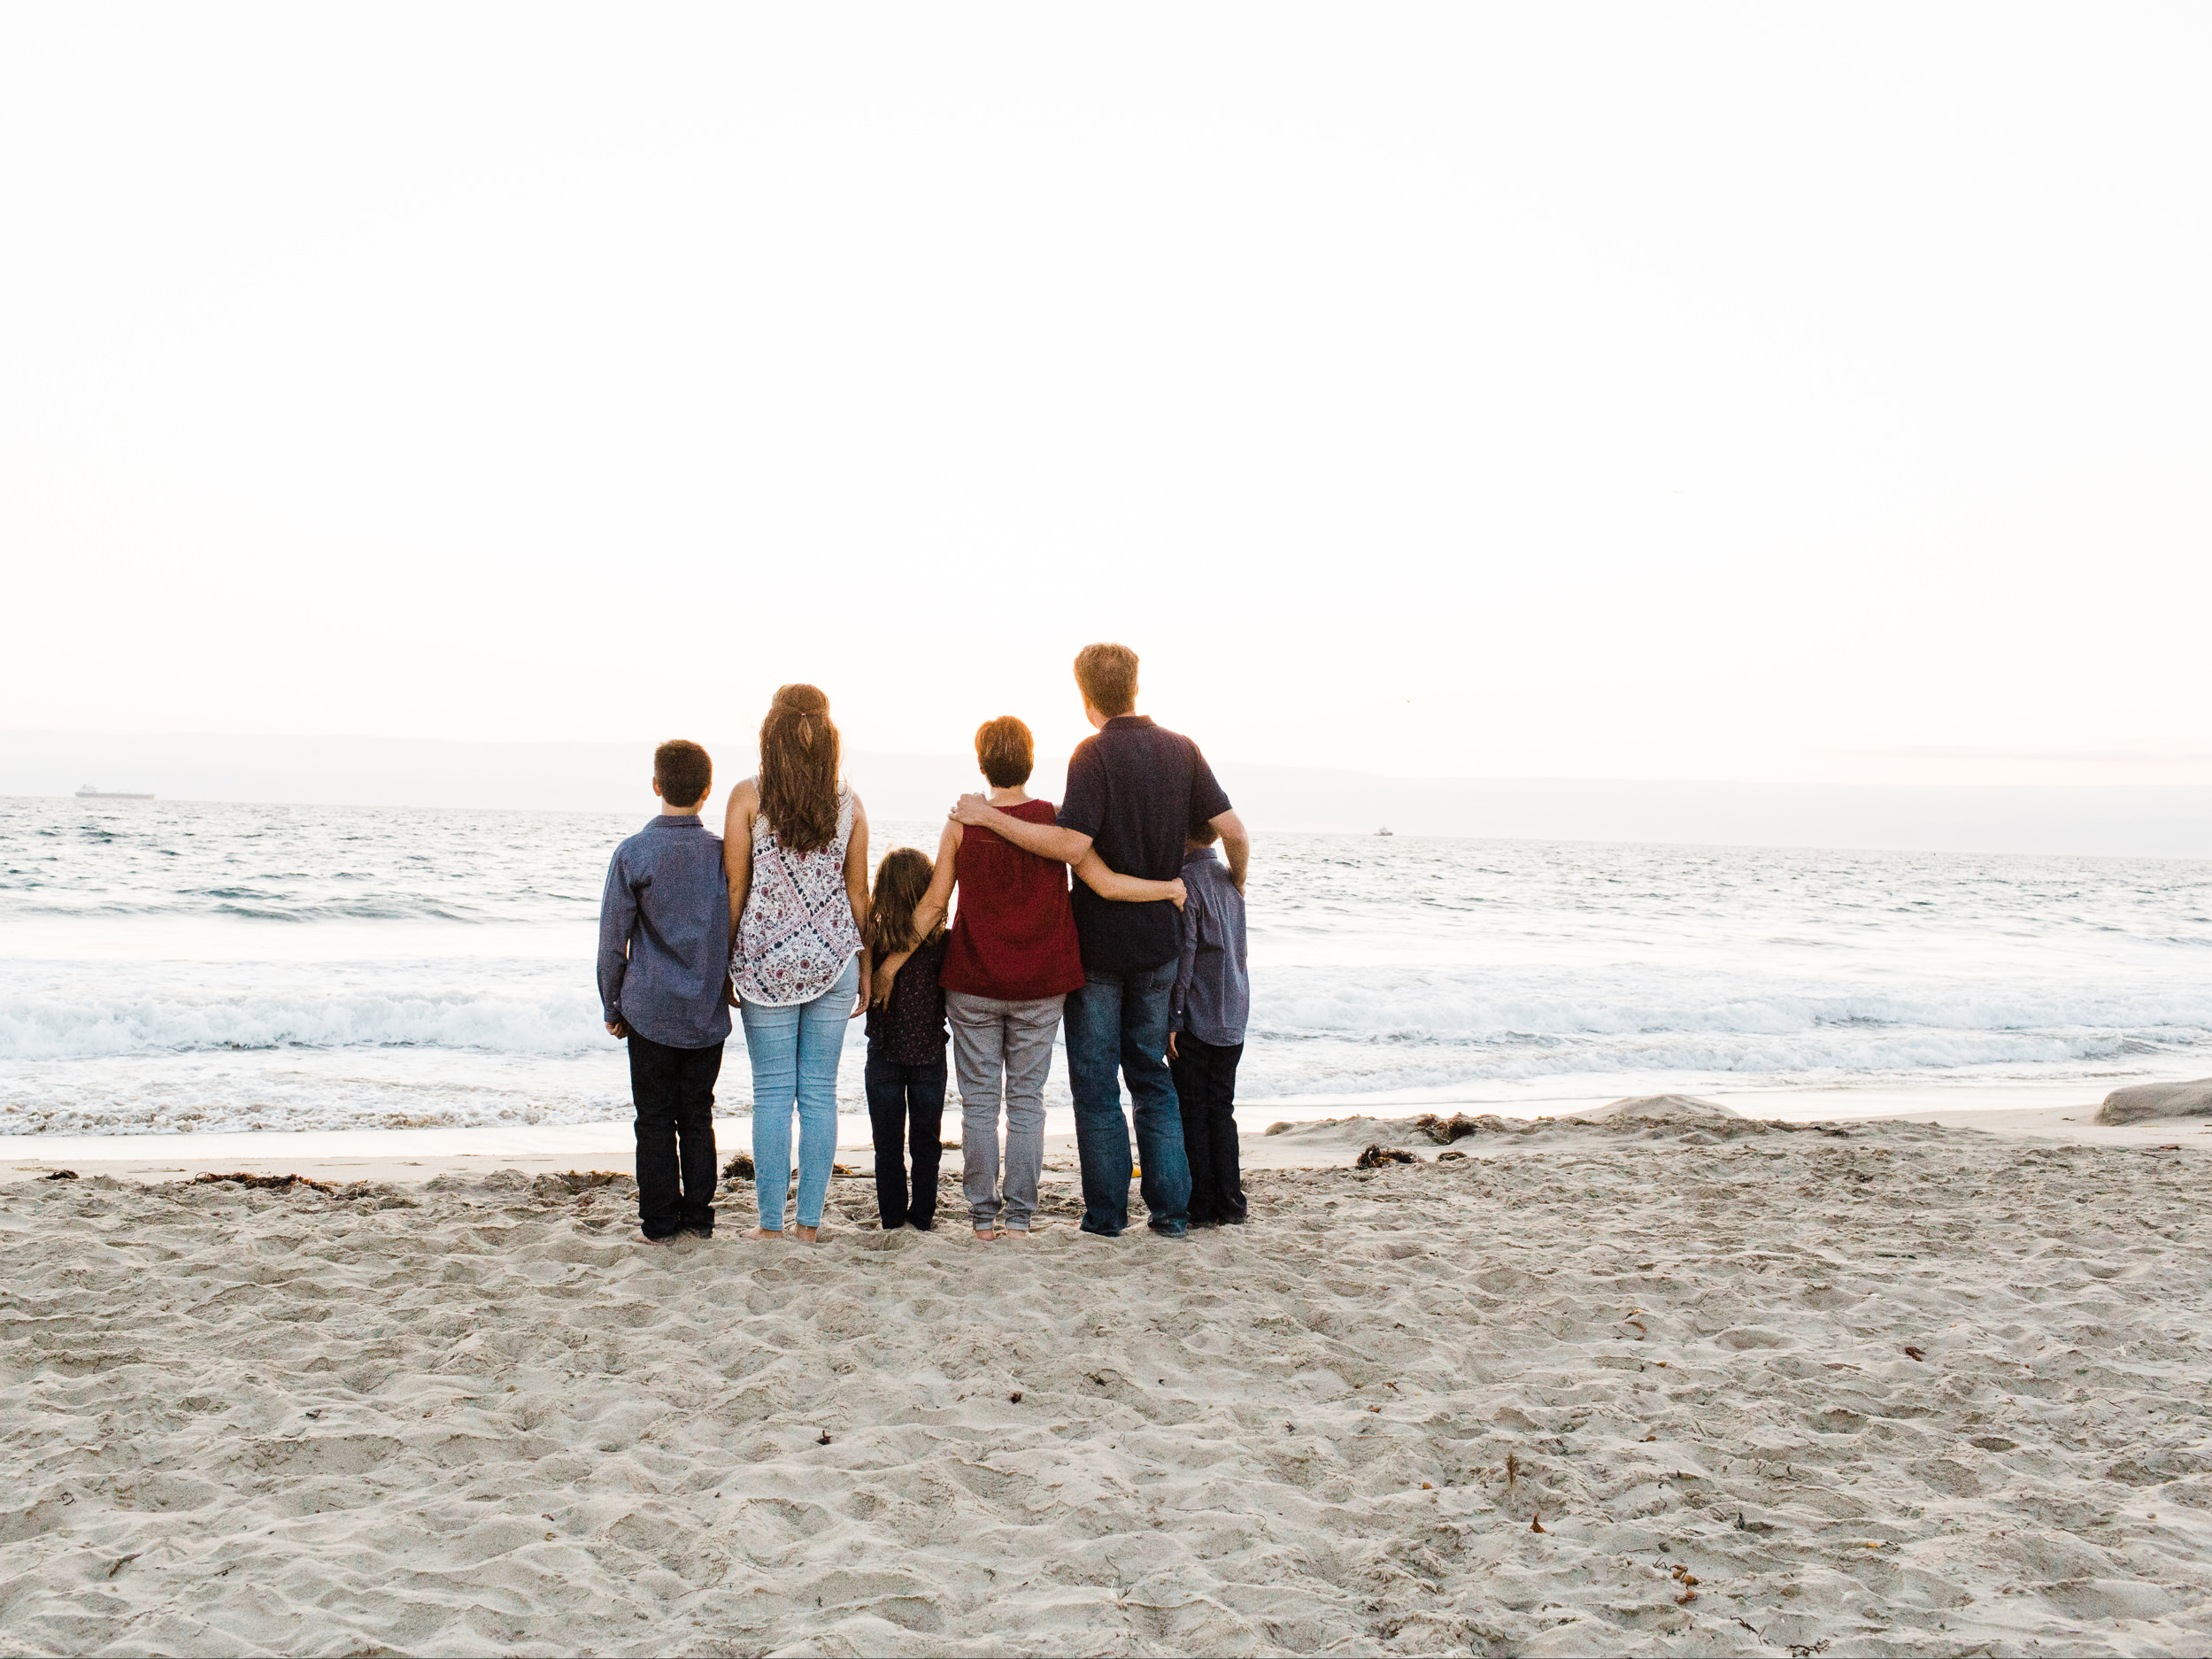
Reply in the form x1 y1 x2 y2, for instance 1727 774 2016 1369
4 1084 2207 1189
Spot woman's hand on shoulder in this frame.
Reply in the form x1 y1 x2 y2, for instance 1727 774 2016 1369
950 791 996 827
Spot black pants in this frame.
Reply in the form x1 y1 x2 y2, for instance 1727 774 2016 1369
628 1033 722 1238
1169 1034 1246 1224
865 1054 946 1230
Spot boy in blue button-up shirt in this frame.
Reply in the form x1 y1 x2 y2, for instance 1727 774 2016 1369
597 740 731 1244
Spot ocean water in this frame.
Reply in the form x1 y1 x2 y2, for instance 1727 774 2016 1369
4 795 2210 1137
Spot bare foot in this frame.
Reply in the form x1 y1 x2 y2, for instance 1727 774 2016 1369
641 1233 675 1246
973 1226 998 1242
742 1228 784 1242
793 1224 821 1245
1002 1227 1030 1240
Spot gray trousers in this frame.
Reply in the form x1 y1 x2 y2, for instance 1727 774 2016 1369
945 990 1064 1230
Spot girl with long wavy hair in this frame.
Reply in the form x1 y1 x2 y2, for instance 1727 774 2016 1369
858 846 949 1231
724 683 869 1243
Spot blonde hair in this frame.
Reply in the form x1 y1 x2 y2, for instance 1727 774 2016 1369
1073 643 1138 717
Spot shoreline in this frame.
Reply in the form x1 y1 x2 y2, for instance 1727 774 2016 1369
6 1077 2204 1184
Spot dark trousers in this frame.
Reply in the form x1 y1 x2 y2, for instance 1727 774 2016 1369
865 1054 947 1230
1169 1034 1245 1224
627 1033 722 1238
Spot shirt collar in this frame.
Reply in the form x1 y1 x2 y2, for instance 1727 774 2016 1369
1103 714 1156 730
647 814 703 830
1182 845 1221 868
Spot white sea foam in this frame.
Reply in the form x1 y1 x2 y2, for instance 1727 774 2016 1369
1251 964 2212 1045
0 975 600 1062
7 966 2206 1066
5 796 2210 1132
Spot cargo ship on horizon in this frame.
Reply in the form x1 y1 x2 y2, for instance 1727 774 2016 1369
76 784 154 800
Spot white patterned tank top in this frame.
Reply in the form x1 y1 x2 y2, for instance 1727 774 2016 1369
732 782 863 1007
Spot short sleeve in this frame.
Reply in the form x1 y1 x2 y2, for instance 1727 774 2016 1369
1188 742 1231 824
1058 739 1107 838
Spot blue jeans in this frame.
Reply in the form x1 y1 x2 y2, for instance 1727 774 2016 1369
1062 961 1190 1236
739 955 859 1230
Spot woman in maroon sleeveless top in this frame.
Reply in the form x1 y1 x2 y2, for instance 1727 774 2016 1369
887 716 1182 1239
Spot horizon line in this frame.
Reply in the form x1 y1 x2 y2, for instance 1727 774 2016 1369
9 728 2212 794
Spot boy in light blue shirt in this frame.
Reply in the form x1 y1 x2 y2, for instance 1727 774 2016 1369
1167 815 1249 1225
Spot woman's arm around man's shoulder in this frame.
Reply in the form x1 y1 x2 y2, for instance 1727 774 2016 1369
1075 850 1184 910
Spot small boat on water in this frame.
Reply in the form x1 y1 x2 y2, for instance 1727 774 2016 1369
1375 826 1394 837
76 784 154 800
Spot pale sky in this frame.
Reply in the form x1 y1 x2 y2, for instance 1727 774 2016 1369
4 3 2208 787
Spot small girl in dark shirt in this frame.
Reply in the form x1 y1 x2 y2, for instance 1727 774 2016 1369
860 847 949 1230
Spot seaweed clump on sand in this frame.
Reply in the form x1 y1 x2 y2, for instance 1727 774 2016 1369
1353 1144 1418 1169
190 1171 343 1196
533 1169 629 1199
1412 1112 1514 1143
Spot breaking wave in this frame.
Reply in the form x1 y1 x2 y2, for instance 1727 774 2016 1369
7 796 2211 1131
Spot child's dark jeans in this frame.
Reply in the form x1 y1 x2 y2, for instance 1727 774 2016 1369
1169 1034 1246 1224
865 1053 946 1229
628 1032 722 1238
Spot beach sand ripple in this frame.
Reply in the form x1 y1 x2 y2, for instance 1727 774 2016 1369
4 1125 2210 1655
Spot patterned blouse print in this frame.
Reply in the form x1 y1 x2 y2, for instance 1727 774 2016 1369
732 783 864 1007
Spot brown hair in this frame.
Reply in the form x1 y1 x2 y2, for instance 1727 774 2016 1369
757 683 841 853
653 739 713 809
1187 814 1220 847
975 715 1034 789
1073 643 1138 718
867 845 941 955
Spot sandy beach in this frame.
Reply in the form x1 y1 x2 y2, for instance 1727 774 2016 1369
5 1098 2209 1656
7 1079 2207 1190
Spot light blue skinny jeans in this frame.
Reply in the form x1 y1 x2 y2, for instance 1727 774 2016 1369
739 955 859 1231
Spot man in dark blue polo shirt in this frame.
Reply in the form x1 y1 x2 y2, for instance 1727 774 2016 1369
952 644 1249 1237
